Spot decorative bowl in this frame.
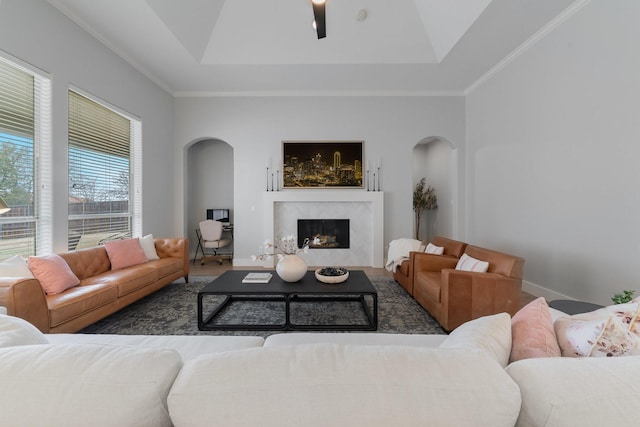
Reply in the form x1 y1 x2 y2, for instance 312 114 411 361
315 267 349 284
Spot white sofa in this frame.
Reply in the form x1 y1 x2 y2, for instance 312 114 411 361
1 306 639 427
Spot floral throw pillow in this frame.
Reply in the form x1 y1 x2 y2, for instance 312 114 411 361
554 303 640 357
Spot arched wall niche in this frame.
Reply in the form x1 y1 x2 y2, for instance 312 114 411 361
185 137 234 258
412 136 458 242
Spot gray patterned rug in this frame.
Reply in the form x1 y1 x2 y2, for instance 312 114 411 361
80 275 447 337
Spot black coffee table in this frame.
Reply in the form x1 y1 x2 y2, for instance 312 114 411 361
197 270 377 331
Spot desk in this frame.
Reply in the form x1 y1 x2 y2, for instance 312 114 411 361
193 223 234 265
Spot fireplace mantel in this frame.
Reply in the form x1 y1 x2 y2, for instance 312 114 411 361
263 190 384 267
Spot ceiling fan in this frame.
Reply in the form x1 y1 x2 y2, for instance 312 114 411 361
311 0 326 39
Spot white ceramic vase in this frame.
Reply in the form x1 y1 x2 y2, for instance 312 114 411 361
276 254 308 282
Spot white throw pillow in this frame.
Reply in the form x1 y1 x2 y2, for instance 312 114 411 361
0 344 181 427
139 234 160 260
0 255 35 278
425 243 445 255
439 312 512 368
0 314 48 348
455 253 489 272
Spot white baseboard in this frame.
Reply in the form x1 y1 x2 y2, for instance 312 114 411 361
522 279 575 302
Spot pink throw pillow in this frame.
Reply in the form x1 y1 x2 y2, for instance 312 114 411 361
510 297 561 362
103 238 148 270
28 254 80 295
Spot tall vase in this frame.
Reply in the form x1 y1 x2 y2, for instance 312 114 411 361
276 254 308 282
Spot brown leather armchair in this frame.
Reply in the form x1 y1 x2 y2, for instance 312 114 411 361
413 245 524 331
393 236 467 296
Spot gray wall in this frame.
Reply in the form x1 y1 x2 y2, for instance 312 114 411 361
413 139 457 242
0 0 175 252
466 0 640 304
174 96 466 264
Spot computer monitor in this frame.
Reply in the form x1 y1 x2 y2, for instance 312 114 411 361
206 209 230 224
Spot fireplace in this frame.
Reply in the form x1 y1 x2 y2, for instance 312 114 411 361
263 191 384 267
297 219 350 249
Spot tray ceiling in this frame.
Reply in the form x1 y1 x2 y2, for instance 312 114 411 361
47 0 579 95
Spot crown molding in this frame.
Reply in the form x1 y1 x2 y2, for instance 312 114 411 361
173 90 465 98
465 0 591 95
47 0 173 95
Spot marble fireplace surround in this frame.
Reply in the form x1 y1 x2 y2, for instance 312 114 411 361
263 191 384 268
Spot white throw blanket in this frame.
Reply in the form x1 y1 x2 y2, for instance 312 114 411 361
385 238 425 272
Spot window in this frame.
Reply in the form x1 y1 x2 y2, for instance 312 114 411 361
68 90 141 250
0 54 51 261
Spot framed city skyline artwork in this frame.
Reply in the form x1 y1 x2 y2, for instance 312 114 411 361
282 141 364 188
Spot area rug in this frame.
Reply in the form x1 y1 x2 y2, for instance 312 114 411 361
80 276 447 337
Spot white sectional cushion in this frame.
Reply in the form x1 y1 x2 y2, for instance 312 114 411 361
507 356 640 426
264 332 447 347
168 344 521 427
46 333 265 361
0 314 48 348
0 344 182 427
439 312 512 367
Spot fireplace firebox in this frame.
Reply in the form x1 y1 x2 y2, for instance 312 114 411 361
297 219 350 249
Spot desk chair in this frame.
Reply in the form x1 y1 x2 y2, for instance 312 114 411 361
195 220 232 265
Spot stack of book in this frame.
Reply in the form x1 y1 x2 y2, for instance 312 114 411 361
242 272 273 283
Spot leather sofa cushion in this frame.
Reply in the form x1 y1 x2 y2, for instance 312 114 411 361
465 245 524 279
415 271 441 302
83 264 158 298
46 284 117 328
59 246 111 280
397 258 410 277
150 257 184 279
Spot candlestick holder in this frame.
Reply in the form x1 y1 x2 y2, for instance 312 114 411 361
266 167 270 191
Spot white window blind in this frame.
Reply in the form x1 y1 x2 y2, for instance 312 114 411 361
0 54 51 261
68 90 136 250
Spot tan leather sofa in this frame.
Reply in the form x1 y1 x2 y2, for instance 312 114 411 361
0 238 189 333
413 244 524 331
393 236 467 295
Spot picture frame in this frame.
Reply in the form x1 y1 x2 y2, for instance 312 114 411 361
282 140 364 188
